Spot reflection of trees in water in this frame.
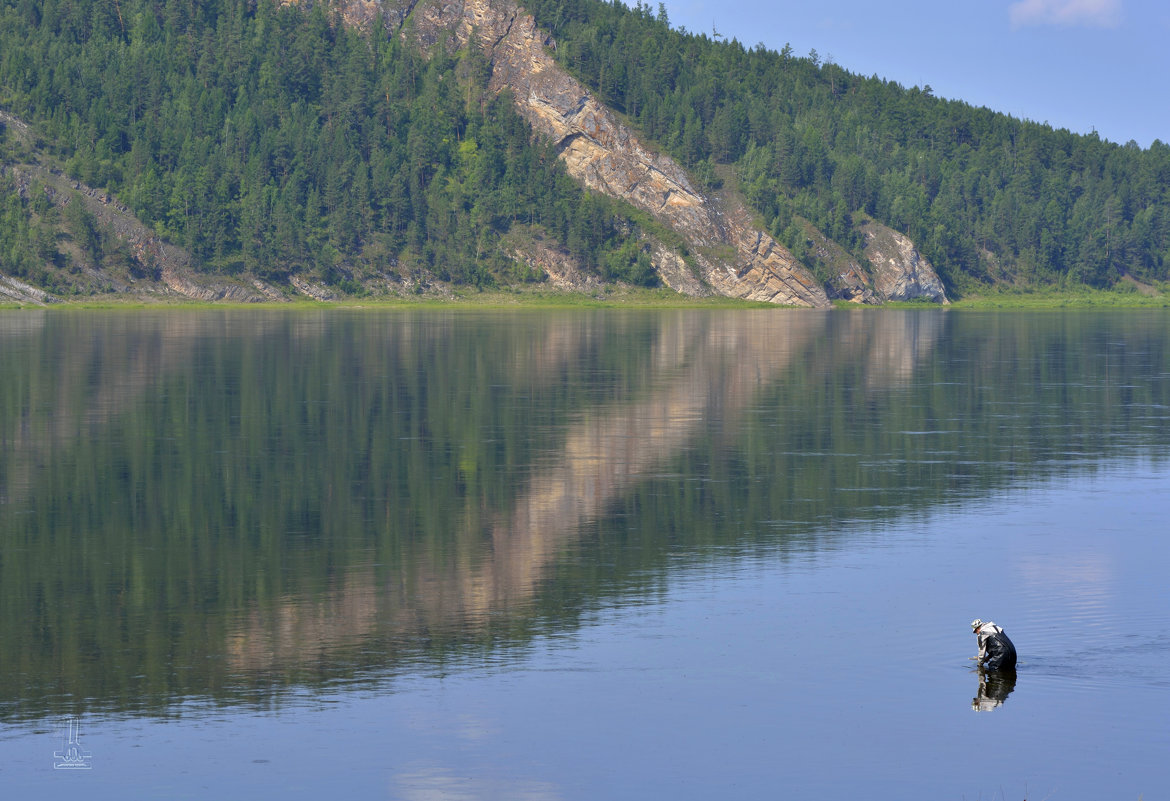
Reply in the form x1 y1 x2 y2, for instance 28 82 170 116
0 311 310 505
226 311 954 675
230 312 828 671
2 310 1168 719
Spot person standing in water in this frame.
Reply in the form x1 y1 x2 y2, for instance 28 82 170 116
971 619 1017 670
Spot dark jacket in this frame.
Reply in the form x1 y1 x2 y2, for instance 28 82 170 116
976 622 1017 670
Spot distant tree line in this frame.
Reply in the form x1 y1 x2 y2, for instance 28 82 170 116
0 0 660 287
522 0 1170 290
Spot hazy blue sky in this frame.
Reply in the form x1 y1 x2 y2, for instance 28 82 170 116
659 0 1169 147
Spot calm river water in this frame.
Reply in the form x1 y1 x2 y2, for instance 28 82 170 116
1 309 1167 800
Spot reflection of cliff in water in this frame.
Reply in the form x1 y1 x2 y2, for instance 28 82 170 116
227 312 830 672
2 310 1168 720
226 311 954 676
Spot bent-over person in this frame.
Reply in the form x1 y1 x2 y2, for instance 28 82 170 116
971 619 1017 670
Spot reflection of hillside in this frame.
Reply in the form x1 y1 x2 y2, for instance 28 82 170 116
21 309 1148 715
227 314 795 669
231 311 952 673
2 308 940 509
3 313 217 504
0 311 590 505
0 309 48 337
485 312 824 611
846 311 944 387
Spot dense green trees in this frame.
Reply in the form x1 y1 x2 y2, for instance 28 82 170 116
0 0 658 286
523 0 1170 291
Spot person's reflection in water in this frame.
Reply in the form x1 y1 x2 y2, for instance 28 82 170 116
971 667 1017 711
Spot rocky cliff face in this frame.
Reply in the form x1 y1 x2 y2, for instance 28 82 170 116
856 215 948 304
795 216 878 304
5 1 943 307
398 0 953 308
402 0 831 307
795 213 948 304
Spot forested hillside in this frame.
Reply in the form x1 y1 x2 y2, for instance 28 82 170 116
524 0 1170 291
2 0 1169 298
0 0 657 293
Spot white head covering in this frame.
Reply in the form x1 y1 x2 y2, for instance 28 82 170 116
970 618 984 631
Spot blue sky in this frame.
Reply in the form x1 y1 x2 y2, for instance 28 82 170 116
660 0 1169 148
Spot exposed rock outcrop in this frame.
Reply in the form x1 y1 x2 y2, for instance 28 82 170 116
4 7 946 307
3 158 269 303
157 265 269 302
290 275 342 301
856 214 948 304
649 239 712 297
252 279 289 301
302 0 948 308
407 0 831 307
0 274 59 305
504 227 605 291
795 216 878 304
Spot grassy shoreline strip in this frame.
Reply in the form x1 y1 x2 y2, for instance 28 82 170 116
2 285 1168 310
